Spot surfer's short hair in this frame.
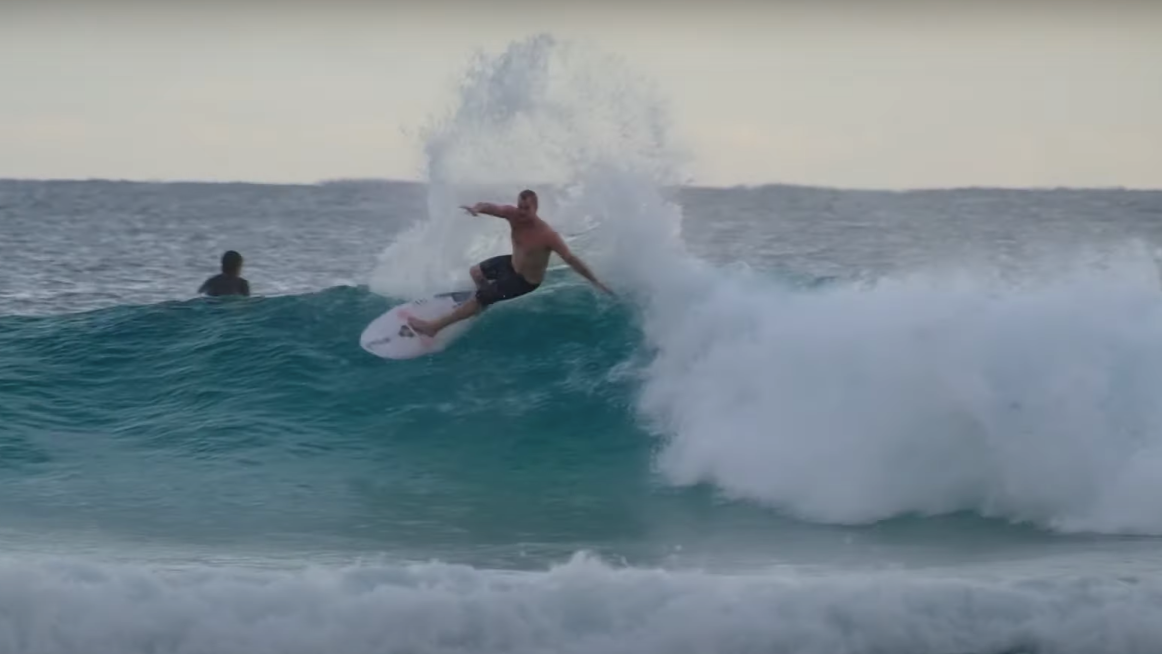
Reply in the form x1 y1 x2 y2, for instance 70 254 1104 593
518 189 538 204
221 250 243 274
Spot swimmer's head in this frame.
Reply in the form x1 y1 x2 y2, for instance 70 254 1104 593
517 189 538 216
221 250 243 275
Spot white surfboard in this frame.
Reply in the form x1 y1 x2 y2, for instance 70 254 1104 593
360 290 477 360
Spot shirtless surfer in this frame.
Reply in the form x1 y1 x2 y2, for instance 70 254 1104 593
407 189 612 337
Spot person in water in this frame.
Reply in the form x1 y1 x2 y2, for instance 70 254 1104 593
407 189 612 337
198 250 250 297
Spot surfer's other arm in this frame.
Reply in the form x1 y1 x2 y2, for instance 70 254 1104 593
548 234 614 296
460 202 520 219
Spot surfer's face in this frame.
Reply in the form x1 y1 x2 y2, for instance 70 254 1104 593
517 191 537 216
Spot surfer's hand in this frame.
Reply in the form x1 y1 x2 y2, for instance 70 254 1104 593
460 205 479 216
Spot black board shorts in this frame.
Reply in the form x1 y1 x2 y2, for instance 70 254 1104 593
475 255 540 307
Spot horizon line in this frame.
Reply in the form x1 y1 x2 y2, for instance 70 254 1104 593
0 175 1157 194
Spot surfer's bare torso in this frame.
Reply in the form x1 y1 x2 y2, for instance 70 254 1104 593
407 189 612 338
492 208 556 285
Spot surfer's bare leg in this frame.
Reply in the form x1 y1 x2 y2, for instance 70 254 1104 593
408 297 481 336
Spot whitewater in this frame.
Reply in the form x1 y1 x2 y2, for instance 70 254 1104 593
4 33 1162 654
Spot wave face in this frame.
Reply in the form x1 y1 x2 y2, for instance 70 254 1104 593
0 285 657 560
6 259 1162 550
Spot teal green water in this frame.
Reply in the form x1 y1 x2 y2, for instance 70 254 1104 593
0 283 665 559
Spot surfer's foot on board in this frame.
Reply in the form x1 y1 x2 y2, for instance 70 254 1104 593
407 316 439 337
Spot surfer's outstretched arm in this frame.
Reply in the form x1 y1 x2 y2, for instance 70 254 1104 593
460 203 519 219
549 234 614 296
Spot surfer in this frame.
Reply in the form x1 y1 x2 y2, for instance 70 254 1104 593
198 250 251 297
407 189 612 337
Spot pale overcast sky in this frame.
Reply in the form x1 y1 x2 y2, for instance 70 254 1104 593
1 1 1159 189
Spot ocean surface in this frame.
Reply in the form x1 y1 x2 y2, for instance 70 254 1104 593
5 35 1162 654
